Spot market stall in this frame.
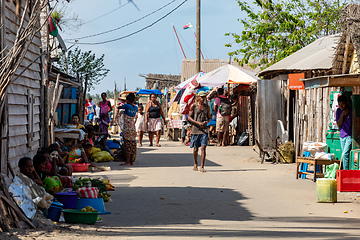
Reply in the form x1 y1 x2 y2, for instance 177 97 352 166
179 64 258 145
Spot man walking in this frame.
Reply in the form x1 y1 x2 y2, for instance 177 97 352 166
336 95 352 170
188 91 210 173
214 88 231 146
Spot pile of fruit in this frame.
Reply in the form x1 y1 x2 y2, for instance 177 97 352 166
100 192 111 202
101 179 115 191
79 206 98 212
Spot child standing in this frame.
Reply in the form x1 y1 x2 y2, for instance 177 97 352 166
135 104 146 147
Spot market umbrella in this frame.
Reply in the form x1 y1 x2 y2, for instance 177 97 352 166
197 64 259 87
174 71 205 92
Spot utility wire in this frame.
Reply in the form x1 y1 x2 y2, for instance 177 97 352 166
66 0 188 45
68 0 177 40
81 2 130 26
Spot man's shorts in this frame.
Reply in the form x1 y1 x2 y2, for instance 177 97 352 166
87 112 95 121
190 134 208 148
216 116 230 132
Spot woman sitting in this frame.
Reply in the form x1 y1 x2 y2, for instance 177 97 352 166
48 145 73 176
72 114 85 130
33 154 63 193
18 157 43 186
65 143 97 167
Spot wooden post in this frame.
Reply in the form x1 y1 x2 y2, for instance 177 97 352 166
196 0 201 73
342 35 351 74
248 96 253 145
81 75 88 122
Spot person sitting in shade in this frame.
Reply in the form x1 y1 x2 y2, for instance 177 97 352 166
336 95 352 170
18 157 43 186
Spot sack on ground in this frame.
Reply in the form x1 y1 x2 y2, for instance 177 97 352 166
90 147 101 156
325 163 339 179
76 187 99 198
92 151 114 163
303 142 328 156
237 132 249 146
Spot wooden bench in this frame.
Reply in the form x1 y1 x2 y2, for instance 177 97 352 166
296 157 340 182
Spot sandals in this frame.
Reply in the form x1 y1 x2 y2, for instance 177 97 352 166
120 163 131 166
193 166 198 171
200 168 206 173
156 144 161 147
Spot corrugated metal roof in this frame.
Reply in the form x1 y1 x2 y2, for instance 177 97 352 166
259 34 341 77
181 59 259 82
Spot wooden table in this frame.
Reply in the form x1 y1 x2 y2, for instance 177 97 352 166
54 129 81 145
296 157 340 182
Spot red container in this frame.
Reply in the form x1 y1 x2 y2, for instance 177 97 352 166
70 163 90 172
336 170 360 192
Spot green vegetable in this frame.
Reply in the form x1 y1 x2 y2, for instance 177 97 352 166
72 177 108 196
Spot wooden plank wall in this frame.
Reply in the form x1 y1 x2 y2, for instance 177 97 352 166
296 87 339 156
4 2 42 172
238 95 249 133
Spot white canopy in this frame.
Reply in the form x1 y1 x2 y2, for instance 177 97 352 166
197 64 259 87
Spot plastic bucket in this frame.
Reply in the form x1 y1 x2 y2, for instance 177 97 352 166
75 198 110 214
48 202 63 222
55 192 78 209
316 178 337 203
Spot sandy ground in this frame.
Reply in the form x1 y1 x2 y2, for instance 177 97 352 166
2 139 360 239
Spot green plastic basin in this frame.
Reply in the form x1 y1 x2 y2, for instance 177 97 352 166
62 209 98 225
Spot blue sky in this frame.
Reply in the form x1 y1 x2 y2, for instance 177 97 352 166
60 0 244 94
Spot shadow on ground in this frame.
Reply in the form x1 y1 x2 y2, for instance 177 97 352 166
102 186 252 226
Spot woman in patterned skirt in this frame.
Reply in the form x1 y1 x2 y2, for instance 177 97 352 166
118 93 138 165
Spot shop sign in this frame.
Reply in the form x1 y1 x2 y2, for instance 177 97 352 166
289 73 305 90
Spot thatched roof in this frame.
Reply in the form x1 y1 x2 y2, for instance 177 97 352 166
332 4 360 75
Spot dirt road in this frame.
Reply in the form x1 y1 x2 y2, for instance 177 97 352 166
6 140 360 239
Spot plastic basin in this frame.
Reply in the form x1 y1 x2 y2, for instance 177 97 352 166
55 191 78 209
62 209 98 225
75 198 110 214
70 163 90 172
48 201 63 222
107 140 120 149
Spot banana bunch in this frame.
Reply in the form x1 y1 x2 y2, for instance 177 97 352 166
101 179 115 191
100 192 111 202
79 206 98 212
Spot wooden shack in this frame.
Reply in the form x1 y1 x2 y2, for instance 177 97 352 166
258 34 342 157
0 0 45 173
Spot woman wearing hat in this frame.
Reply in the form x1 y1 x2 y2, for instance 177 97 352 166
145 93 167 147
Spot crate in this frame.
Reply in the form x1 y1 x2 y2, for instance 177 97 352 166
326 130 342 160
336 170 360 192
350 149 360 170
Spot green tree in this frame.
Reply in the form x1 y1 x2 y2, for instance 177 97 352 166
226 0 346 70
57 47 109 91
56 47 109 118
